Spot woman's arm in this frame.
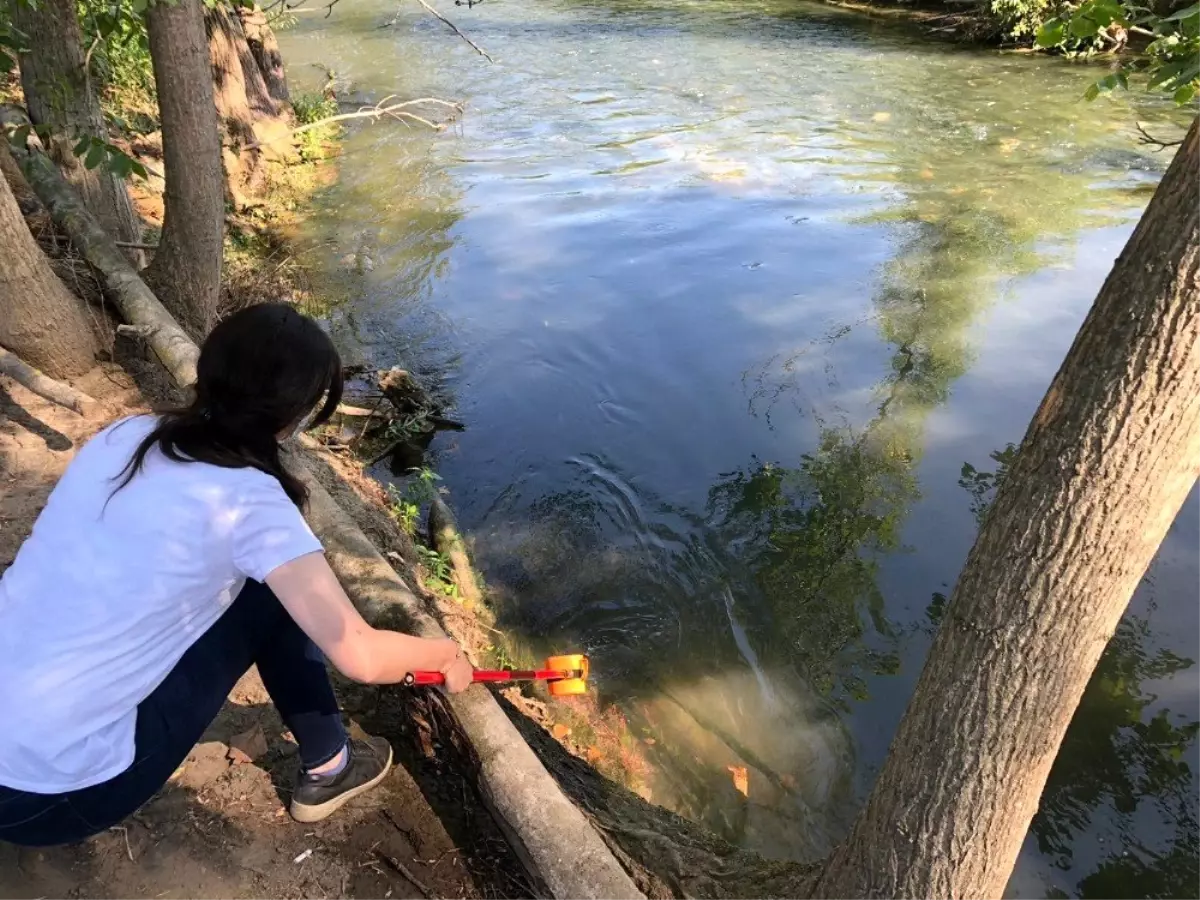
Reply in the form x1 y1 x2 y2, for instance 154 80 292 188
265 551 473 690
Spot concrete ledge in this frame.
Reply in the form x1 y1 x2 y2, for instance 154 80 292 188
299 463 643 900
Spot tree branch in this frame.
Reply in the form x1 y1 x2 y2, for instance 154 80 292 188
408 0 494 62
0 346 99 415
1135 121 1185 151
245 96 463 148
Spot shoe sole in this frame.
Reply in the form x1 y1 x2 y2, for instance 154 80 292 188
289 743 394 823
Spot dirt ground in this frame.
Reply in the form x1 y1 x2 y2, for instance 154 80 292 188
0 369 530 900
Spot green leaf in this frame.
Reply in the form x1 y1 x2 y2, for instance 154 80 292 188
1036 19 1066 46
73 136 92 156
1069 13 1102 38
130 159 148 179
1083 82 1101 101
1164 2 1199 21
1148 58 1187 87
84 141 106 169
1152 58 1200 90
109 152 133 177
1174 82 1198 103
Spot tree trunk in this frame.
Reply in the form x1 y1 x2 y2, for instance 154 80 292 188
205 4 293 201
8 0 142 256
811 117 1200 899
4 105 200 386
238 4 291 108
144 0 225 339
0 159 99 378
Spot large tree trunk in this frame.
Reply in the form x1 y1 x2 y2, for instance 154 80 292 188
811 117 1200 899
144 0 225 339
8 0 141 252
238 4 291 108
205 4 293 202
0 159 99 378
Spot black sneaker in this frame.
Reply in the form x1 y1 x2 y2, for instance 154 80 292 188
289 735 393 823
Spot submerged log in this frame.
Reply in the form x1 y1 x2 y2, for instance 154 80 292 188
378 366 437 416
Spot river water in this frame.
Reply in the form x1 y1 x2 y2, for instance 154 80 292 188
277 2 1198 895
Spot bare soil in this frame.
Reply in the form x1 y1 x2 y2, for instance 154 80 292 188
0 372 527 900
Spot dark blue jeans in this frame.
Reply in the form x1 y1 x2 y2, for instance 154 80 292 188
0 580 347 847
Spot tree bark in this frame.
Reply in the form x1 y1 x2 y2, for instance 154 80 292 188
8 0 141 254
238 4 291 108
205 3 293 201
3 107 200 386
144 0 225 339
811 116 1200 899
0 157 99 378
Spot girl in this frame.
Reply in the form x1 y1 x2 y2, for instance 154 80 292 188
0 303 473 846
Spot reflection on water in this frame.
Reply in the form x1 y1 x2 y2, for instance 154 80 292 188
278 0 1197 894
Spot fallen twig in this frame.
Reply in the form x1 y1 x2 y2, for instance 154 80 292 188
114 240 160 251
411 0 494 62
375 850 433 898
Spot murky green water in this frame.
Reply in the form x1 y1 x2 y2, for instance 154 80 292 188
278 2 1197 895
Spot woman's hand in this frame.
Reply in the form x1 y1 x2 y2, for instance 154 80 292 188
267 553 478 686
438 639 474 694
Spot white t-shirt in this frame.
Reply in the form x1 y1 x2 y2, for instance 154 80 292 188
0 416 322 793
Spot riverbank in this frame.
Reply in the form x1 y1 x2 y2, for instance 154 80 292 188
820 0 998 41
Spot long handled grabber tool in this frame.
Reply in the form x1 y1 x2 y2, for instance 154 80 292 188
404 653 589 696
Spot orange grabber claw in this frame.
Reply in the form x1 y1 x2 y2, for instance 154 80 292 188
404 654 589 697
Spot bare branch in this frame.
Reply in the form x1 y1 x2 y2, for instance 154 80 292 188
245 97 463 148
115 240 160 250
407 0 494 63
1135 121 1185 151
0 346 99 415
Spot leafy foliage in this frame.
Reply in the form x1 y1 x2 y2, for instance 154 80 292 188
78 0 156 112
72 133 147 176
291 91 340 161
990 0 1061 38
1036 0 1200 104
958 443 1018 526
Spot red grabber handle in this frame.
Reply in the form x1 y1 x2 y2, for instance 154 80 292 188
404 668 583 686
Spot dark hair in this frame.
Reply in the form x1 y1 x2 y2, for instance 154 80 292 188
113 303 343 507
